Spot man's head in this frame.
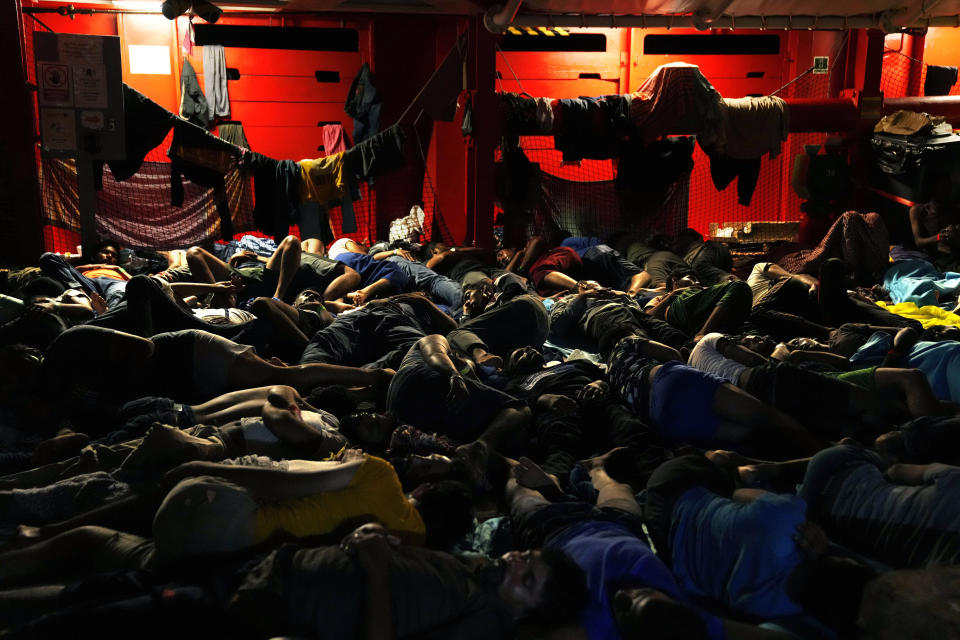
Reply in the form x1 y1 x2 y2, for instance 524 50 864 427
737 333 776 357
923 324 960 342
612 587 709 640
497 248 517 268
665 266 698 292
462 280 496 317
426 241 449 257
496 548 587 625
92 240 121 265
504 346 546 378
338 407 396 452
672 228 704 254
409 479 474 549
294 288 324 308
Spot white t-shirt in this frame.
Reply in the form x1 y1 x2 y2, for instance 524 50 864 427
327 237 352 260
688 333 748 384
747 262 776 304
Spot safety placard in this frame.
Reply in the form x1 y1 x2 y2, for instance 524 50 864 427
38 62 73 107
40 108 77 152
34 32 123 159
73 63 108 109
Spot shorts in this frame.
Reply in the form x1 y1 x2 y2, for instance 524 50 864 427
649 361 724 443
96 530 157 572
386 346 523 442
152 330 255 400
644 455 734 557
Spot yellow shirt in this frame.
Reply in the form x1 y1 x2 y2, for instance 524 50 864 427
253 455 425 542
298 153 345 204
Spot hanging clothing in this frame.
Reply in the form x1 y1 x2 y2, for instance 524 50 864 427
168 119 238 239
631 62 725 146
179 59 209 128
716 96 789 160
925 65 959 96
344 63 381 144
414 33 467 122
298 201 336 245
298 152 346 205
181 20 195 57
700 96 789 206
554 95 631 161
246 152 301 243
616 136 695 197
705 151 761 206
343 124 406 181
218 122 250 149
202 45 231 122
94 84 175 188
321 124 350 155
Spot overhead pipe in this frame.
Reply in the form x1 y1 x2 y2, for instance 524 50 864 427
508 12 960 33
484 0 524 34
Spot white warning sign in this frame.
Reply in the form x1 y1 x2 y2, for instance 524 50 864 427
38 62 73 107
73 63 108 109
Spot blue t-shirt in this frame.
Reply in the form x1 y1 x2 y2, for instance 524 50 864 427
670 488 807 618
551 519 724 640
334 252 410 292
560 236 603 257
852 334 960 403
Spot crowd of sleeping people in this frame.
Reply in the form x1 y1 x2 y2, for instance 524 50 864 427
0 213 958 639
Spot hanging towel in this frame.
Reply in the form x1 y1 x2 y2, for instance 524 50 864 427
247 152 301 243
321 124 350 155
181 19 195 56
202 44 230 122
344 63 381 144
924 65 959 97
717 96 789 160
179 59 209 128
218 122 250 149
299 152 346 205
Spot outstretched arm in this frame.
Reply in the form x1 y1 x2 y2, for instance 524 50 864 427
164 455 364 499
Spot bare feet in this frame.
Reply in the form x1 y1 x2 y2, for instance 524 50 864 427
32 432 89 466
578 446 632 472
705 449 750 468
513 456 564 499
